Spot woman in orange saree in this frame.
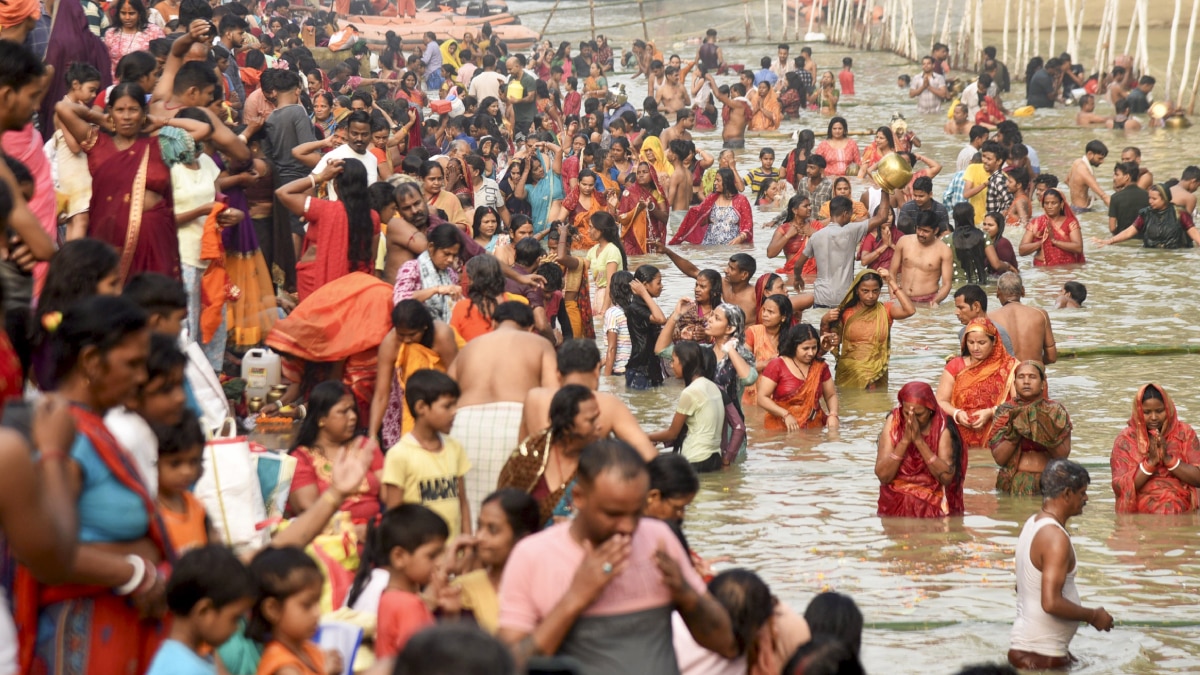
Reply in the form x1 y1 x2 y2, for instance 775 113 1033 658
756 324 837 431
876 381 965 518
742 284 791 407
767 195 823 276
265 273 395 422
936 317 1018 451
560 169 605 250
613 161 668 255
1110 383 1200 514
748 82 782 131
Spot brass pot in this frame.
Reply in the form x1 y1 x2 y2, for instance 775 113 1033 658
248 396 264 414
1165 115 1192 129
869 153 913 194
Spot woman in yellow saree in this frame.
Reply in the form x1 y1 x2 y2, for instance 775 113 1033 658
546 224 596 339
368 299 460 448
820 269 915 389
640 135 673 176
936 317 1018 451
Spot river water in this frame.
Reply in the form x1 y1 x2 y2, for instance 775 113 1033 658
504 4 1200 670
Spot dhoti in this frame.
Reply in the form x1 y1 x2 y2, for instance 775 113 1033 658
452 401 525 516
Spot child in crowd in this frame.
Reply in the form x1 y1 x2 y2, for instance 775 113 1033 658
1056 281 1087 308
350 504 452 658
146 546 258 675
155 409 211 555
839 57 855 95
382 369 471 539
107 332 189 494
897 74 911 89
743 147 778 194
644 452 700 525
249 547 332 675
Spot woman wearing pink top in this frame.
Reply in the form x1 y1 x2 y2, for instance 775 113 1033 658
814 117 861 177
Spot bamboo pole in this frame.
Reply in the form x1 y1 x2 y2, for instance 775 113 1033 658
1016 0 1026 74
588 0 596 40
637 0 648 42
1034 0 1041 58
1188 51 1200 113
929 0 943 53
538 0 561 38
1122 0 1137 60
1107 0 1121 69
807 0 818 37
1048 0 1057 58
1166 0 1182 99
764 0 771 40
1003 0 1012 64
1092 0 1110 74
780 0 788 43
1179 0 1199 105
743 0 751 41
974 0 983 71
1136 0 1149 75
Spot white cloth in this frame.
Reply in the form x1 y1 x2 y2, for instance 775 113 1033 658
960 79 998 120
911 72 947 114
1011 514 1081 658
0 590 15 675
313 144 379 201
474 176 504 210
956 144 978 172
172 154 221 269
105 406 159 495
467 70 508 104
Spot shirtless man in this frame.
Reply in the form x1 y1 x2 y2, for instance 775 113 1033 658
888 212 953 307
710 76 749 149
658 247 758 323
666 139 694 230
1119 146 1153 190
1074 95 1110 126
1106 65 1129 106
659 107 695 147
447 301 558 515
655 65 691 116
1065 140 1110 212
988 273 1058 364
800 46 817 80
953 284 1015 354
518 340 656 461
1170 165 1200 215
383 182 431 283
944 103 970 135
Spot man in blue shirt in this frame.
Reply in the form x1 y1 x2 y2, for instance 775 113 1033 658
422 32 443 90
753 56 778 87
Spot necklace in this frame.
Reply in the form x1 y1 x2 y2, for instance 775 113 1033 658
791 356 810 378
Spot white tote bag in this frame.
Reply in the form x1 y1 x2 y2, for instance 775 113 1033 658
194 421 270 554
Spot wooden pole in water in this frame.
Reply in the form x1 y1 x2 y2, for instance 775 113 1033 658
929 0 943 53
1122 0 1137 61
1136 0 1149 74
974 0 983 71
588 0 596 41
1092 0 1110 74
1166 0 1182 99
807 0 819 38
1003 0 1012 64
744 0 752 41
1034 0 1041 59
539 0 561 40
764 0 772 40
1016 0 1026 75
781 0 788 43
1188 51 1200 112
1178 0 1199 105
636 0 649 42
1048 0 1057 58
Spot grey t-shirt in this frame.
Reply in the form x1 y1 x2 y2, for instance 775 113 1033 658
804 219 871 306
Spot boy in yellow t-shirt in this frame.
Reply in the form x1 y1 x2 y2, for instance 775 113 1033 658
382 369 472 538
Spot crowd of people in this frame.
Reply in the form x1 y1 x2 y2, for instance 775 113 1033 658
0 0 1196 672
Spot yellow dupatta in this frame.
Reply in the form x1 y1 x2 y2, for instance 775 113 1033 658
394 341 445 436
834 269 891 388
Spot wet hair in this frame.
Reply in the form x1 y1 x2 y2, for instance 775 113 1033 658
589 212 627 271
648 453 699 500
246 546 323 642
763 294 794 327
710 569 775 663
1063 281 1087 305
1006 167 1030 191
804 591 864 655
167 544 258 616
549 384 596 439
392 624 516 675
980 141 1007 162
40 240 121 338
1040 458 1091 499
828 195 853 218
907 176 933 195
968 124 990 142
557 339 602 376
778 323 821 359
784 634 865 675
576 438 647 488
952 201 975 229
1113 161 1139 180
405 369 460 417
715 167 739 198
634 264 661 285
954 284 988 311
826 116 849 139
464 255 505 322
872 125 895 149
334 159 375 270
347 504 449 608
1181 165 1200 183
728 253 756 277
155 408 205 458
673 340 707 383
1034 173 1059 189
697 269 724 307
291 381 352 451
493 301 535 328
715 304 747 344
983 211 1006 237
1085 139 1108 157
608 270 635 310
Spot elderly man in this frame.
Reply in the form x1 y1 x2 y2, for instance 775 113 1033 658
1009 459 1113 670
498 440 735 674
988 273 1057 364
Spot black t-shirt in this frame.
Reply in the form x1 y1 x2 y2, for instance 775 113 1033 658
624 296 664 384
1126 88 1151 113
1027 69 1056 108
1109 186 1150 235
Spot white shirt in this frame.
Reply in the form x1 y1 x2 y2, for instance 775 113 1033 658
474 176 504 210
957 144 979 172
1011 514 1081 658
172 154 221 269
313 144 379 201
960 79 999 119
468 70 507 104
105 407 159 495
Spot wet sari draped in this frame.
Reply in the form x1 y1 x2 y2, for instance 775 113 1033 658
669 192 754 245
497 430 577 528
762 358 829 431
947 318 1018 449
989 393 1072 495
1028 189 1085 266
214 155 277 347
560 187 603 250
616 166 668 254
774 220 823 276
1111 384 1200 514
833 270 891 389
878 382 964 518
749 89 781 131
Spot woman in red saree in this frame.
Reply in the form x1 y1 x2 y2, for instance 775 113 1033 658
16 296 170 674
670 168 754 246
612 161 668 255
265 273 395 423
936 317 1018 451
876 381 965 518
56 83 211 284
276 158 379 301
1020 188 1085 266
1111 384 1200 514
767 195 822 277
757 323 837 431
